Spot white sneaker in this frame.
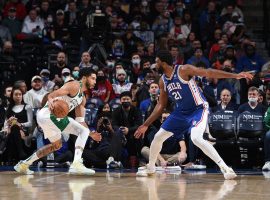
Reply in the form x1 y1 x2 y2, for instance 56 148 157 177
69 158 95 175
14 161 34 175
220 167 237 180
262 161 270 171
136 164 156 177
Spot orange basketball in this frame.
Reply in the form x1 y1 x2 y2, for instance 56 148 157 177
51 99 69 118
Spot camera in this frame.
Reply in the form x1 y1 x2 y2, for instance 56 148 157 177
102 117 110 126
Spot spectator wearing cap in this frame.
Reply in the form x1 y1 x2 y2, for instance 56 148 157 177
23 75 48 109
50 9 70 42
3 0 27 21
21 9 44 38
61 68 74 83
40 69 55 92
2 7 22 39
112 91 143 168
112 68 133 98
187 47 210 68
79 51 98 71
236 43 266 73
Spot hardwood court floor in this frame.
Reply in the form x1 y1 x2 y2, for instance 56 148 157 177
0 167 270 200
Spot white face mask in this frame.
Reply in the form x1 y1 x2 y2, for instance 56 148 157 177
132 58 141 65
142 1 148 7
248 97 258 103
47 16 53 23
107 61 115 68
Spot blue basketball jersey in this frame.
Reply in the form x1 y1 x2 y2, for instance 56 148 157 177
162 65 207 114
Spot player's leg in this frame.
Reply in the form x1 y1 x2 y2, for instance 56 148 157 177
63 118 95 175
137 128 173 176
190 108 236 179
14 108 62 174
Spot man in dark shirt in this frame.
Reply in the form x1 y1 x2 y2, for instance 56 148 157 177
50 51 70 84
238 86 267 115
112 91 143 168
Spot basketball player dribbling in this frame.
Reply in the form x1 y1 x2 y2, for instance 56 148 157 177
135 50 253 179
14 68 102 175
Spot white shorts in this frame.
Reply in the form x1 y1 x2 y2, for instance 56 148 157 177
36 107 89 142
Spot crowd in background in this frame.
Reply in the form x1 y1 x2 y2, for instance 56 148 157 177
1 0 270 171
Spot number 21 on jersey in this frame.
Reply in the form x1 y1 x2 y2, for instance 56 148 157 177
172 91 182 100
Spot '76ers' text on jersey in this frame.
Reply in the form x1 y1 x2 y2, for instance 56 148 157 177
162 65 207 113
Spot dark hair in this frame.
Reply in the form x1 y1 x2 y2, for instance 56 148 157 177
5 88 25 119
156 50 173 65
13 80 26 89
120 91 132 99
79 67 96 79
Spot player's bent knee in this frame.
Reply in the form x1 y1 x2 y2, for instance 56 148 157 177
190 129 203 144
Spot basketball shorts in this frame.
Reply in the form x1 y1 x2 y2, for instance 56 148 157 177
36 107 89 142
161 105 209 138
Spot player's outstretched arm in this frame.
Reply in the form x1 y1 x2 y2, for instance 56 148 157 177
134 78 168 139
180 64 253 81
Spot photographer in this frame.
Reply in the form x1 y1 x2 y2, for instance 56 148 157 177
83 103 122 168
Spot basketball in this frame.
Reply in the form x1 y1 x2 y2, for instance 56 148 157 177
51 99 69 118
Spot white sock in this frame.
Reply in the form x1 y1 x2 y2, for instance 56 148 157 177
148 128 173 169
24 153 39 165
74 148 83 161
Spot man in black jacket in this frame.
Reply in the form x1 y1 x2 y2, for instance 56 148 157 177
112 91 143 168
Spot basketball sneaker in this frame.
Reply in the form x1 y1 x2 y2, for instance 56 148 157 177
136 164 156 177
14 161 34 175
262 161 270 171
69 158 95 175
220 166 237 180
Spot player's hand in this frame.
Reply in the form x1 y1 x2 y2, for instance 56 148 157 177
48 98 56 111
134 125 148 139
90 131 102 142
236 72 254 80
178 151 187 163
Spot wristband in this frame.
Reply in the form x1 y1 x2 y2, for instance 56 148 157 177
75 117 85 123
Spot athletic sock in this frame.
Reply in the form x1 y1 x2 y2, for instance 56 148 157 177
24 153 39 165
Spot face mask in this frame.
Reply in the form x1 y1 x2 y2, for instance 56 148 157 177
72 71 79 78
248 97 258 103
142 0 148 7
63 76 68 82
42 76 49 82
97 76 105 82
47 16 53 23
122 102 131 109
107 61 115 68
132 58 141 65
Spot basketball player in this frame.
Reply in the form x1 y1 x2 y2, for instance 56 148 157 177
135 50 253 179
14 68 102 175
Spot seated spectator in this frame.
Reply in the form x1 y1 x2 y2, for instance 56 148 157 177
3 0 27 21
24 76 48 109
141 111 187 167
212 89 238 112
79 51 98 71
40 69 55 92
140 82 159 118
130 53 142 84
2 7 21 40
50 9 70 43
71 66 80 81
112 69 133 98
137 58 152 85
238 86 267 115
112 91 143 168
21 9 44 39
169 15 190 40
187 47 210 68
39 0 53 21
0 24 12 44
50 52 70 84
170 44 184 66
0 41 16 63
89 69 113 103
152 9 173 37
0 85 12 129
61 68 74 83
236 44 266 73
83 103 122 168
2 88 33 162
